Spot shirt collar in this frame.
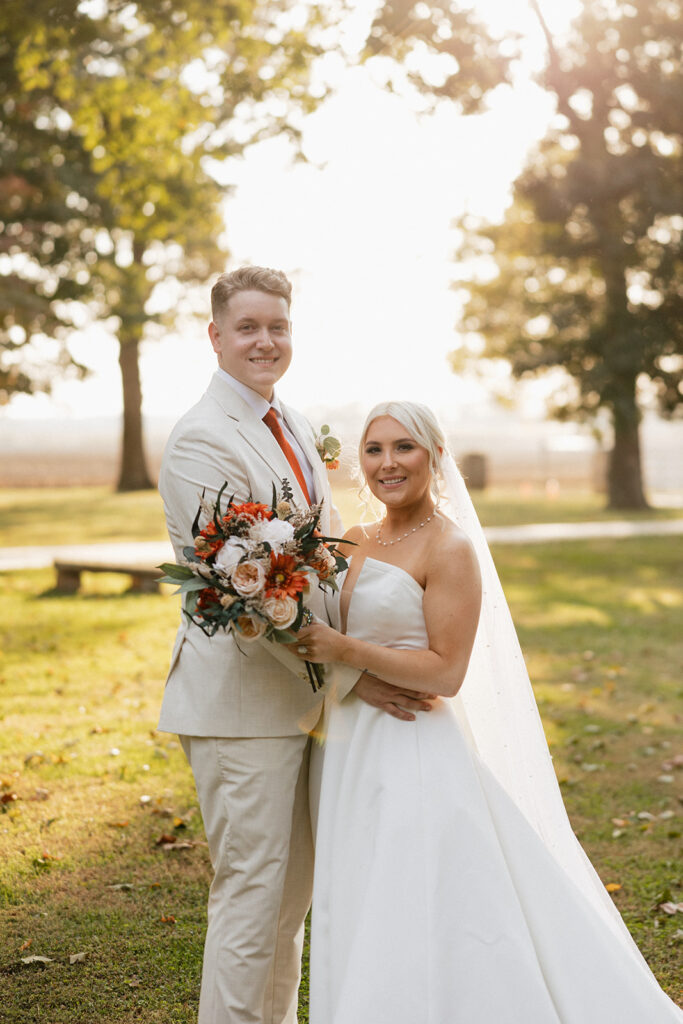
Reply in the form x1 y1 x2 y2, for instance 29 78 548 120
216 367 282 420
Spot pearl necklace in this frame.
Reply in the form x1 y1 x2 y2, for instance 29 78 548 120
375 513 433 547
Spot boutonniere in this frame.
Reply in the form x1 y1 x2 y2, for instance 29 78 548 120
315 424 341 470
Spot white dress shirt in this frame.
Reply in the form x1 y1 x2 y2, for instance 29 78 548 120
216 367 317 502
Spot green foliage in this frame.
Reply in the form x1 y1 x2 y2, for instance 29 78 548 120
453 0 683 508
0 0 334 487
0 0 330 393
365 0 511 112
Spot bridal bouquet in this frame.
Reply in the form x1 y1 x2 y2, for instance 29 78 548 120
158 480 349 691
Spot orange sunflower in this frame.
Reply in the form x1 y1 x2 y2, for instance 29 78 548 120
230 501 274 521
194 521 224 560
265 553 309 599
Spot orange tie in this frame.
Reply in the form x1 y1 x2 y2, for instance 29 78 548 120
263 408 312 505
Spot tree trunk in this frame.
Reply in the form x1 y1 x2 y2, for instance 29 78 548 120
607 403 648 510
116 338 153 492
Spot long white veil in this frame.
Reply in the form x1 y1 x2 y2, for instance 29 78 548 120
440 453 651 958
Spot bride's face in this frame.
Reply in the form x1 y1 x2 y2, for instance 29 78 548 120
362 416 432 509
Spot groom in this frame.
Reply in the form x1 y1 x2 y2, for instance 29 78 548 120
158 265 434 1024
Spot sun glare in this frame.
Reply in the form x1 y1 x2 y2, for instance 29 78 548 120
470 0 583 71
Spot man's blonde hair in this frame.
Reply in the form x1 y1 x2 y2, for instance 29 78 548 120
210 266 292 320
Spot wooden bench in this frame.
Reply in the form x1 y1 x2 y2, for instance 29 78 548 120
54 561 163 594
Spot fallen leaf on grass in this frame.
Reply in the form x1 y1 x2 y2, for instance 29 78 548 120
1 792 18 805
161 915 176 925
33 851 60 870
69 952 87 964
155 833 177 846
126 977 141 988
107 883 135 891
657 774 675 784
659 903 683 915
605 883 622 893
31 788 50 802
19 940 32 952
21 955 54 965
24 752 45 766
173 816 186 829
107 821 130 828
151 806 176 817
661 754 683 772
154 833 195 851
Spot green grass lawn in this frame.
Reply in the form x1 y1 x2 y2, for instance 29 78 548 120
1 484 681 550
1 539 682 1021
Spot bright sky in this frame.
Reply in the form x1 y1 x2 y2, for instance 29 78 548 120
5 0 581 425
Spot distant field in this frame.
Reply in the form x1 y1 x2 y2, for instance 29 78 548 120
0 484 682 550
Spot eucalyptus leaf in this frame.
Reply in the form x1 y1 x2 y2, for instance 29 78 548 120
178 577 212 594
158 563 195 580
323 436 341 456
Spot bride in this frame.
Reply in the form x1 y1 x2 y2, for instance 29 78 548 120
294 401 682 1023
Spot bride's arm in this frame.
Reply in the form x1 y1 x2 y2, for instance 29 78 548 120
295 533 482 699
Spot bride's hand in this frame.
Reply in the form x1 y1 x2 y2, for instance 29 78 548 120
293 623 345 664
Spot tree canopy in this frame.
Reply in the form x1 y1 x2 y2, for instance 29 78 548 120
0 0 330 487
452 0 683 507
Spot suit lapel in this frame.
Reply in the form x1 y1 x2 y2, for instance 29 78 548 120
206 373 321 512
206 373 300 500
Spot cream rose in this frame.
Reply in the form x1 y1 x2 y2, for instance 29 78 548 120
232 559 266 598
250 517 295 547
263 595 299 630
233 614 267 642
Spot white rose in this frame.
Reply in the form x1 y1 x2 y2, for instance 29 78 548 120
262 595 299 629
250 517 295 547
214 537 248 576
232 559 266 598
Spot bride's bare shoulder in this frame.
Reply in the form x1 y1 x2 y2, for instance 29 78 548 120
426 515 480 580
336 522 374 558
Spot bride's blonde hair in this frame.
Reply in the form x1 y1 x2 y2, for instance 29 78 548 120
358 401 449 506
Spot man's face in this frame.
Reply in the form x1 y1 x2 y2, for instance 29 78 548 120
208 289 292 400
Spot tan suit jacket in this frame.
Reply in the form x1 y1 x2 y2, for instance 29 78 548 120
158 372 357 737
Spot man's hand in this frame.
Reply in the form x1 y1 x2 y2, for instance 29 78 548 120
353 672 436 722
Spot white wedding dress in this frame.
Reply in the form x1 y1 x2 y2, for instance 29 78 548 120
309 556 682 1023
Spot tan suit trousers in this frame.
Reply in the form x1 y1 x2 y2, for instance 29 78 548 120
180 734 313 1024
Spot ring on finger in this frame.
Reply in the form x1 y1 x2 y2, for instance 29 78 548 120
297 645 308 655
